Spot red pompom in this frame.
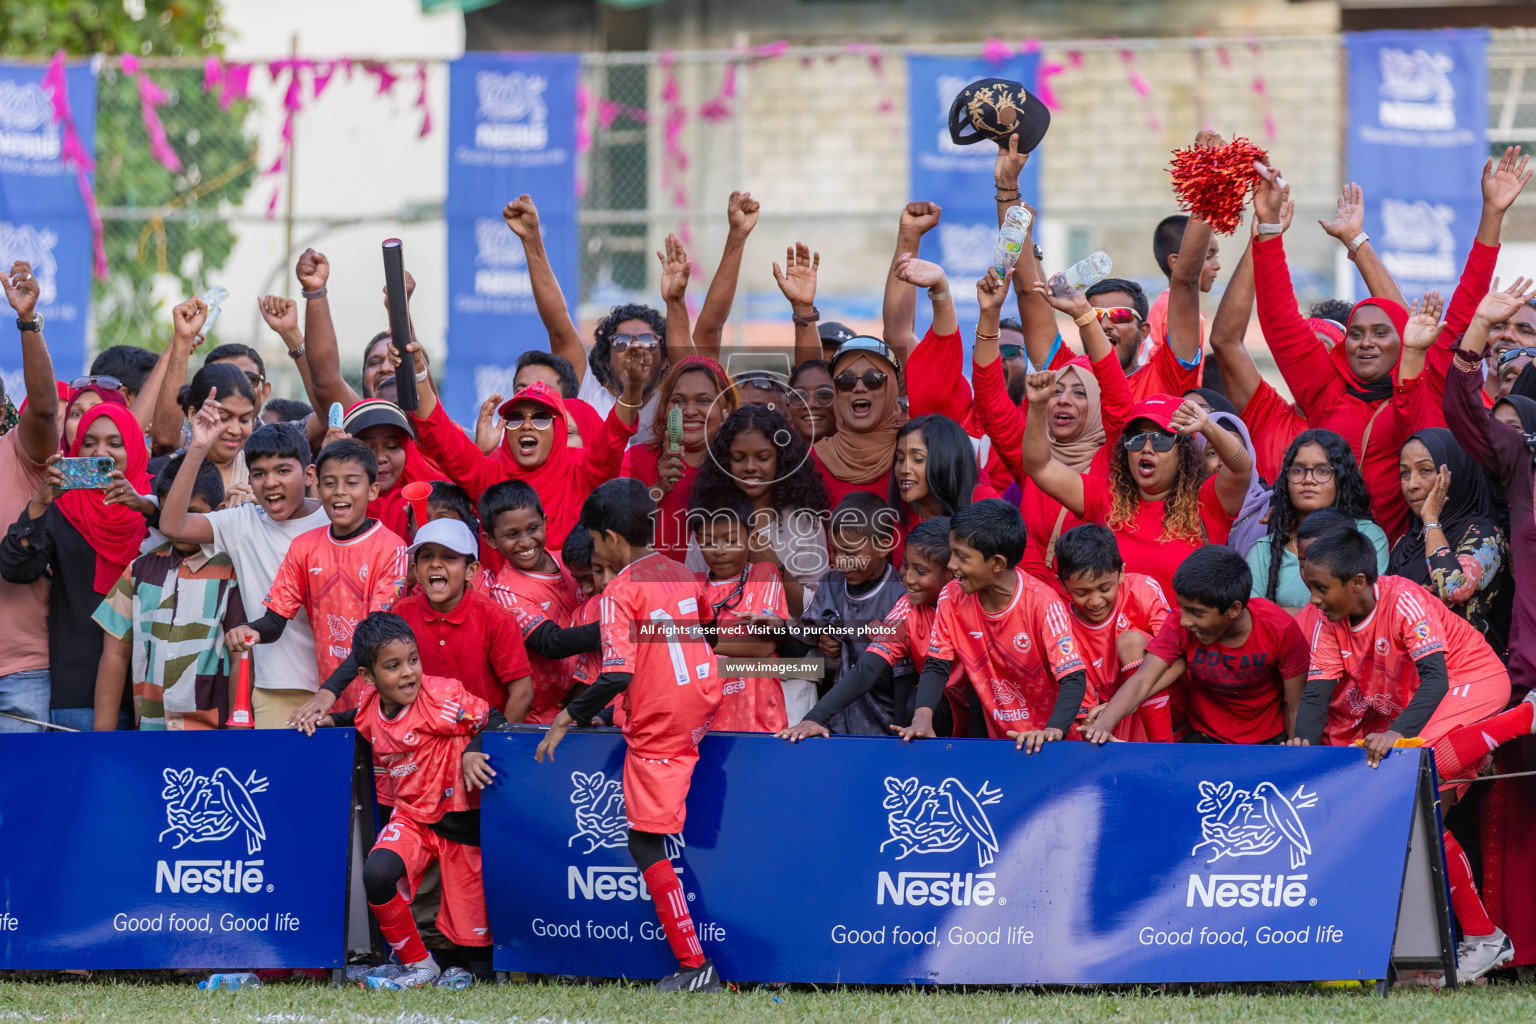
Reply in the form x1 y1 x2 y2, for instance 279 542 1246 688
1168 137 1271 235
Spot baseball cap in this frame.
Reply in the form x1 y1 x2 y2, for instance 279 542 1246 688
1124 395 1185 432
948 78 1051 153
818 321 856 348
406 518 479 559
830 336 902 379
343 399 416 440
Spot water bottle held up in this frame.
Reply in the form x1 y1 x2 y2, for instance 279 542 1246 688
199 285 228 339
1047 252 1113 298
991 205 1034 277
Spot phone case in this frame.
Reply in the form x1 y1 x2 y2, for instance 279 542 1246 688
56 456 115 491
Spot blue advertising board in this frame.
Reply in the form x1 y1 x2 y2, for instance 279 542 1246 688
445 53 580 427
0 730 353 969
0 59 95 387
1346 29 1488 298
907 53 1041 331
482 732 1423 983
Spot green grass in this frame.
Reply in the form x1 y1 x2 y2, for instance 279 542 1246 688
1 979 1534 1024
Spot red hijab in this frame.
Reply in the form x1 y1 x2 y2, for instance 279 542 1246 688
56 402 150 593
492 381 592 544
1332 297 1409 403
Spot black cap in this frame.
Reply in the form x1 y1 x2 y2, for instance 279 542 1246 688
342 399 416 440
947 78 1051 153
818 321 855 348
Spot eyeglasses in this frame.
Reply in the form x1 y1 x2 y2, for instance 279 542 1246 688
793 386 836 408
69 375 122 392
1285 464 1335 482
1095 307 1142 326
1122 430 1177 452
241 370 265 388
504 412 555 430
999 343 1023 359
832 369 889 393
1498 345 1536 367
610 333 659 353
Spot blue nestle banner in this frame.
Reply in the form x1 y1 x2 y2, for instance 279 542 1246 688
1346 29 1488 298
0 59 95 388
0 730 353 969
482 732 1421 983
907 53 1041 327
445 53 579 427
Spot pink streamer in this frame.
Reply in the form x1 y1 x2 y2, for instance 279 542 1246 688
574 82 592 200
414 61 431 138
120 54 182 173
1216 46 1231 67
1118 48 1160 131
1036 61 1065 111
203 56 222 93
750 41 789 60
1247 40 1277 140
41 51 107 279
982 38 1014 67
222 64 251 109
698 64 737 123
363 61 398 97
1067 50 1083 70
1021 39 1041 55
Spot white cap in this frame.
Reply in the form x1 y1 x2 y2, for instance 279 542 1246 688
406 518 479 559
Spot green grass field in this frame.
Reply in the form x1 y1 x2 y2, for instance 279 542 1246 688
2 979 1534 1024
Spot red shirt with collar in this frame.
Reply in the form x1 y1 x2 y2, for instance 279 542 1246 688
391 588 532 714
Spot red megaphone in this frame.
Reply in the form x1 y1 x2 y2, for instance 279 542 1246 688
403 481 433 532
228 651 254 728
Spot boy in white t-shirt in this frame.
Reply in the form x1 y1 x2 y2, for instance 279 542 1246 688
159 401 329 727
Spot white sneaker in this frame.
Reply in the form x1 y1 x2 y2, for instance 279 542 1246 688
1457 928 1515 983
365 954 440 989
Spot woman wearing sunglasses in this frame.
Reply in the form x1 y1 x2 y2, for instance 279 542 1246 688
619 356 739 560
1245 429 1386 612
808 338 908 510
786 359 837 447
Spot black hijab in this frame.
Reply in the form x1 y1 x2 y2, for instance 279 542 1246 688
1386 428 1500 586
1510 361 1536 403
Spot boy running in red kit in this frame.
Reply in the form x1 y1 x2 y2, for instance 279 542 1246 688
1297 526 1515 980
897 499 1089 752
535 479 724 992
1053 525 1174 742
302 612 492 989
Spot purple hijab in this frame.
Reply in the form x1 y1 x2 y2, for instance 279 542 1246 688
1210 411 1271 557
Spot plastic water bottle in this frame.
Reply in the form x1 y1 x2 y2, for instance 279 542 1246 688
198 972 261 990
1047 251 1113 298
991 205 1034 277
436 966 475 990
200 284 229 338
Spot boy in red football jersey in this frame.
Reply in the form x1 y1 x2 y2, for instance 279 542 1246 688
896 499 1089 753
693 494 790 733
1297 526 1515 980
780 516 952 739
227 439 407 712
478 480 584 722
1053 525 1174 742
304 612 493 989
1085 545 1307 745
536 479 725 992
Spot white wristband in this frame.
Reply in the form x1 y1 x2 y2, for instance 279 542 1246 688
1348 231 1369 254
1255 222 1284 236
415 368 429 382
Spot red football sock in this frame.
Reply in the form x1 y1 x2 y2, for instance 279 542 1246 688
1134 692 1172 743
1437 702 1535 781
1443 831 1496 938
369 894 429 966
642 860 705 969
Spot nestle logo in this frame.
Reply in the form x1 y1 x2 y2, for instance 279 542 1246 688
567 864 683 902
1185 873 1308 909
876 870 996 907
155 859 265 894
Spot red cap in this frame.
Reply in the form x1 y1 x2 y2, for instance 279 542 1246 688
496 380 566 422
1124 394 1184 432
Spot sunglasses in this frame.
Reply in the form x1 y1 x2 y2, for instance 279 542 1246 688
1498 345 1536 367
999 343 1023 359
70 375 122 392
504 412 555 430
1095 307 1142 326
833 369 889 393
741 377 787 393
241 370 265 388
793 386 836 408
610 333 659 353
1122 430 1178 452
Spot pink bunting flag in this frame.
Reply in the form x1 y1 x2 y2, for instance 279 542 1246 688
1118 48 1161 131
1247 39 1277 140
1036 62 1065 111
698 64 736 123
120 54 182 173
414 61 432 138
41 51 107 279
981 38 1014 67
750 41 788 60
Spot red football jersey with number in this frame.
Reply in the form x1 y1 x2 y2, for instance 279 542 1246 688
485 557 583 723
353 674 489 822
600 552 722 758
1068 571 1172 706
703 561 790 733
1307 576 1506 744
926 569 1085 738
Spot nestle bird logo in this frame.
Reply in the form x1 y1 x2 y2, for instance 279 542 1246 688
1191 779 1316 870
568 770 683 859
158 767 268 856
881 776 1002 868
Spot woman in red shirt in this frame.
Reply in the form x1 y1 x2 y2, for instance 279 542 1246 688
619 356 738 560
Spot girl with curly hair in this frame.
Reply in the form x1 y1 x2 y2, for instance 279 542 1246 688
687 405 830 622
1243 429 1388 611
619 356 739 560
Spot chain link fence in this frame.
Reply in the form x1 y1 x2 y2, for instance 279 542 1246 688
89 32 1536 400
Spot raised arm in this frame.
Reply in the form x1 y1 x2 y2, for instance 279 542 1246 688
131 346 172 435
257 294 320 415
1 262 59 462
1165 187 1214 368
882 202 942 358
157 396 222 546
294 248 361 409
1010 206 1062 370
1449 278 1536 480
656 233 695 361
1207 236 1261 411
1171 397 1252 516
1396 291 1446 383
149 298 208 456
893 254 956 338
692 191 759 361
774 243 823 367
504 194 587 378
1020 368 1086 517
1318 182 1407 310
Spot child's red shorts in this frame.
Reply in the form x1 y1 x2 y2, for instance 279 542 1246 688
374 813 490 946
623 749 698 834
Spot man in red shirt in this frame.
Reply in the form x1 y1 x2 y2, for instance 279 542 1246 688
895 499 1088 753
1296 526 1514 981
307 612 493 989
1084 545 1307 745
536 479 725 993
